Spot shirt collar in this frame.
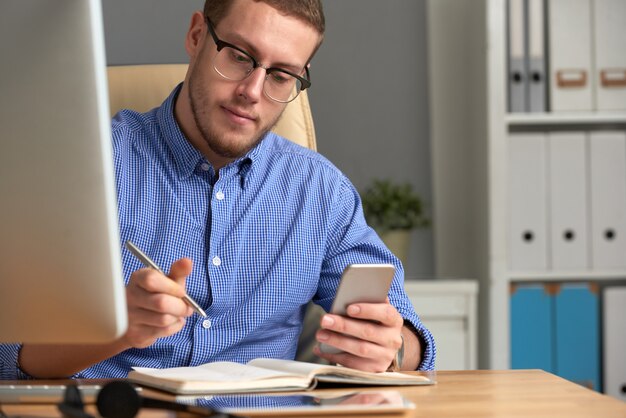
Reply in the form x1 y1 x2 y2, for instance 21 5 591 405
217 133 273 189
156 83 276 185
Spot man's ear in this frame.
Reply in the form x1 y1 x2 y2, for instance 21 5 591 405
185 11 207 59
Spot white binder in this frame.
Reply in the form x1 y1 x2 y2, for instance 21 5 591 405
603 286 626 401
593 0 626 111
507 0 528 112
548 132 589 270
508 133 548 271
527 0 546 112
548 0 593 111
589 131 626 269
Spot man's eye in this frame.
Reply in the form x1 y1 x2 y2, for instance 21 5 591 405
270 72 290 84
229 49 252 64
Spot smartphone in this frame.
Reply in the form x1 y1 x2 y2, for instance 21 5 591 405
319 264 395 354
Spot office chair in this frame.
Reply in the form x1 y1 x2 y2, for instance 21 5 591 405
106 64 325 363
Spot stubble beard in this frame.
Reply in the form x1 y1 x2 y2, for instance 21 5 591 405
188 64 282 160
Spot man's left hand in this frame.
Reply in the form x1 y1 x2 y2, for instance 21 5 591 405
312 299 405 372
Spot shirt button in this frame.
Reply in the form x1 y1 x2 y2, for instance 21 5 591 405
200 162 210 171
202 319 212 329
212 256 221 266
215 191 225 200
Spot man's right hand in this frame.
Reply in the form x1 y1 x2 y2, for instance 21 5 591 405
122 257 194 348
18 258 195 378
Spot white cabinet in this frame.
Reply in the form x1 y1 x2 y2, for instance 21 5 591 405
404 280 478 370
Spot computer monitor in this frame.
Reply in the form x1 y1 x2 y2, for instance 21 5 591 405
0 0 128 343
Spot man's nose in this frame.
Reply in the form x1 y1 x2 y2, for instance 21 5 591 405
237 67 266 102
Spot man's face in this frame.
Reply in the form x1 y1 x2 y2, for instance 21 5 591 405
185 0 320 161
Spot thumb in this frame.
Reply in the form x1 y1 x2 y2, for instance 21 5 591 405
168 257 193 288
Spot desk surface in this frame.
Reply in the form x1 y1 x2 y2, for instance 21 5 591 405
1 369 625 417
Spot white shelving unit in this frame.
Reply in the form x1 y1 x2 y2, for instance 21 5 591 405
427 0 626 370
506 112 626 126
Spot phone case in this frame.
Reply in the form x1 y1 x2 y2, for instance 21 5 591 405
319 264 395 354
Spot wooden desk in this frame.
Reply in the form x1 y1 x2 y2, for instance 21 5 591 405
408 370 626 417
2 370 625 417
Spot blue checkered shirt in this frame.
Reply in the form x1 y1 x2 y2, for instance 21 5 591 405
0 86 435 379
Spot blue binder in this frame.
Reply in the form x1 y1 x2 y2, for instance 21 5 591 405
510 284 555 373
554 283 601 391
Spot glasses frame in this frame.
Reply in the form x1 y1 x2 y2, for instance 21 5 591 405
204 16 311 103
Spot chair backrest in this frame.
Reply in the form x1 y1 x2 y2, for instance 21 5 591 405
107 64 317 151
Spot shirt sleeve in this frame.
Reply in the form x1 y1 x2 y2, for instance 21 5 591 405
0 343 35 379
316 176 436 371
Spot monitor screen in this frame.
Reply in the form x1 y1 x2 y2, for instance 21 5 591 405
0 0 127 343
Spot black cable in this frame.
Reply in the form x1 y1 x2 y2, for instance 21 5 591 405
96 381 232 418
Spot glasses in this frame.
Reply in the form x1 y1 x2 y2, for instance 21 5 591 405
205 17 311 103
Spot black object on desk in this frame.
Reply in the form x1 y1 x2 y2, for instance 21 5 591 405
58 384 92 418
58 381 232 418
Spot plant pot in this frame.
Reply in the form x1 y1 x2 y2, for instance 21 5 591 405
379 229 411 268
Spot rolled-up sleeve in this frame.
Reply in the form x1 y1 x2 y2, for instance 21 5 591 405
399 307 436 371
0 344 33 380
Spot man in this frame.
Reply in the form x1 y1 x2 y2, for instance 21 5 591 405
2 0 434 379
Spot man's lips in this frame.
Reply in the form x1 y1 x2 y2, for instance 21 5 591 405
222 106 256 124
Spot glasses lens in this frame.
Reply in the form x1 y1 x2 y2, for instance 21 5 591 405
264 70 302 103
213 46 254 81
213 47 304 103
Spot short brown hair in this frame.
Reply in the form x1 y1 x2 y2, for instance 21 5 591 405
204 0 325 36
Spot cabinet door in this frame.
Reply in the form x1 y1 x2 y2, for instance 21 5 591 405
548 0 593 111
404 281 478 370
507 0 527 112
411 294 470 370
549 132 589 270
508 133 548 271
603 286 626 400
593 0 626 110
510 284 555 372
589 132 626 269
554 283 600 391
420 318 467 370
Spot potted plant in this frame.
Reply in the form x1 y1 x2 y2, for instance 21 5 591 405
361 179 430 267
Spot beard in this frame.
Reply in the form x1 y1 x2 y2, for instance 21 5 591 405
187 61 283 160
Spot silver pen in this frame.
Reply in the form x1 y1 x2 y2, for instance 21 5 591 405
125 240 207 317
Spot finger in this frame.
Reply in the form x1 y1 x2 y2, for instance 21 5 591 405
128 304 189 328
130 268 187 298
316 326 391 361
132 290 193 317
313 343 390 373
346 302 404 328
338 393 389 406
320 314 402 349
127 272 191 316
168 257 193 286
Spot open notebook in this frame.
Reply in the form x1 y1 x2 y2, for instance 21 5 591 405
129 358 434 395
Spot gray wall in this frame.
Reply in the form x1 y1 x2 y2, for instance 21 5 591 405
102 0 201 65
102 0 434 277
311 1 432 277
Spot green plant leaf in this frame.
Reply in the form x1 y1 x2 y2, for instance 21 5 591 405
361 179 430 232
